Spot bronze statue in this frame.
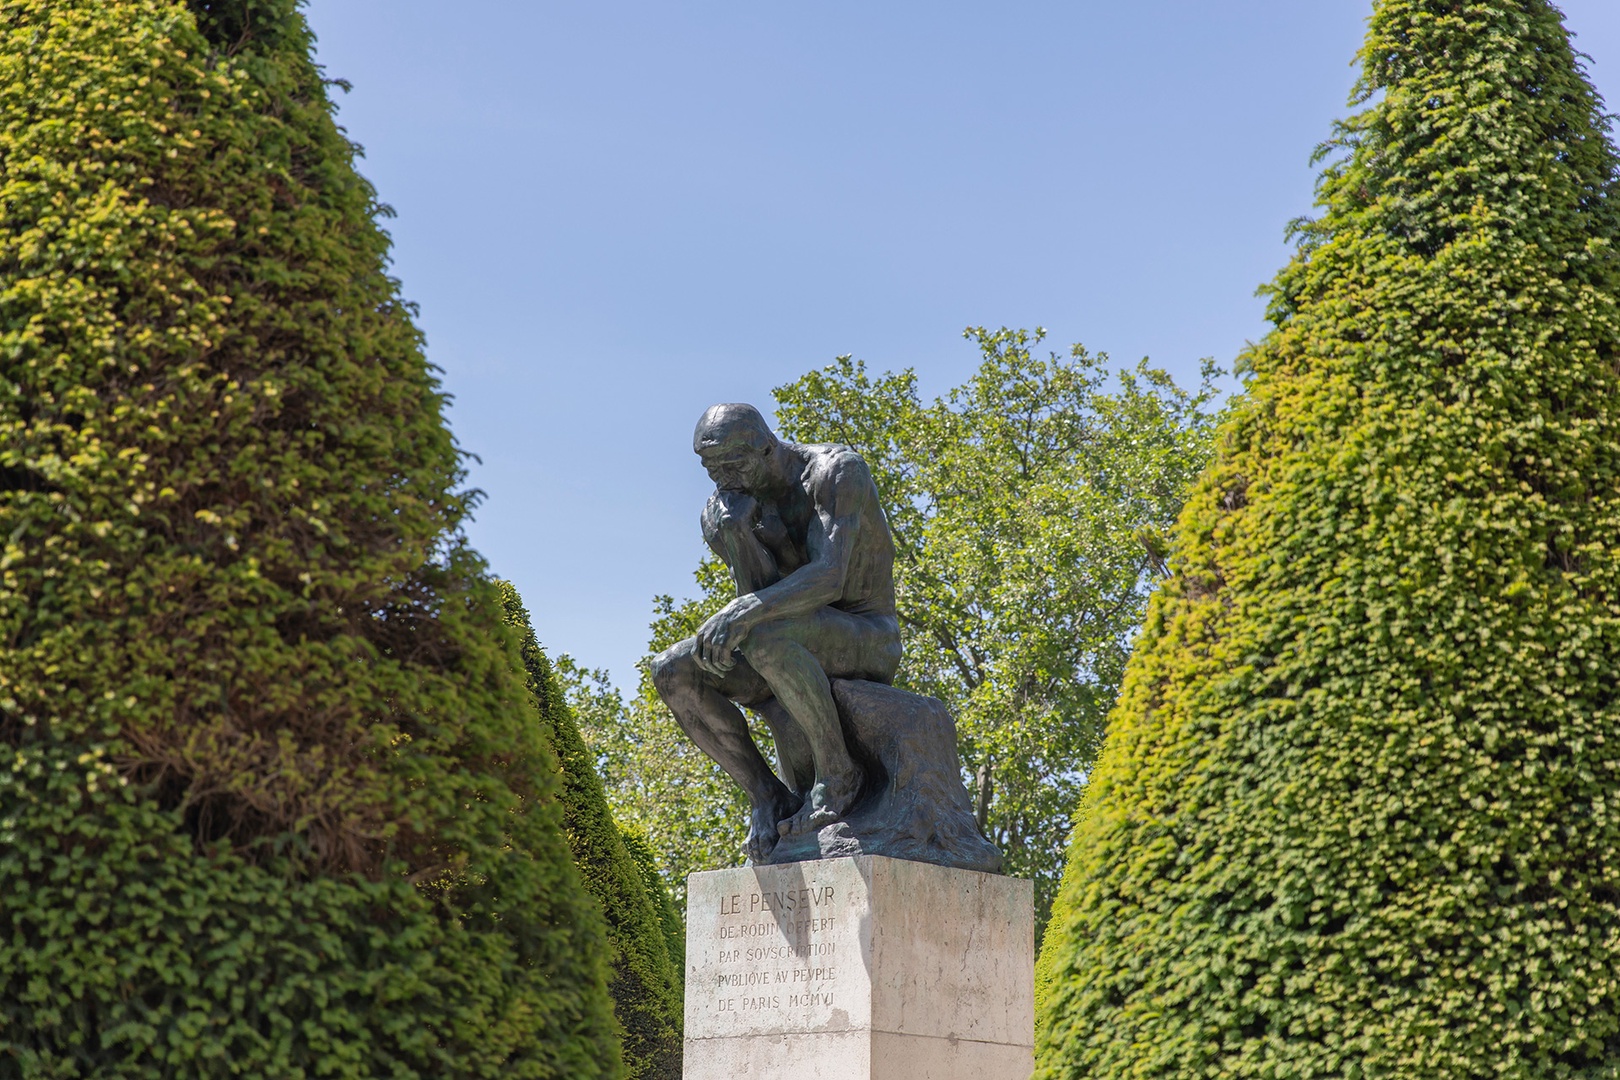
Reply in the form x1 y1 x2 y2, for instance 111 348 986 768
651 404 901 861
654 404 1001 873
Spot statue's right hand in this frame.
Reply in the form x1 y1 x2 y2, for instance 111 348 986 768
695 598 756 676
693 634 738 676
696 651 736 677
702 490 758 544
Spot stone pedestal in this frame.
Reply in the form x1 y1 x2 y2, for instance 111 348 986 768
684 855 1033 1079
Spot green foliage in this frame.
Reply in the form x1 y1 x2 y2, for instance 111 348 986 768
499 585 684 1080
0 1 619 1074
1036 2 1620 1077
776 330 1219 927
559 583 752 907
619 824 688 992
1 760 615 1078
568 332 1217 926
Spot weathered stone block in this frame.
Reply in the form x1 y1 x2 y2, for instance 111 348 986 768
761 679 1003 874
684 855 1033 1079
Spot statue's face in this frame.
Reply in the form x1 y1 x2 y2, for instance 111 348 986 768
699 442 770 494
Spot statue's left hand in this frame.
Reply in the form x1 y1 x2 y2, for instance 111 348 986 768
695 597 759 676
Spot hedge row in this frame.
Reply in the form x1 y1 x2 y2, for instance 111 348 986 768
500 584 684 1080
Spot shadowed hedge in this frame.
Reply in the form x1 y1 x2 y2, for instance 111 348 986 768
619 823 688 995
500 584 684 1080
1037 2 1620 1077
0 1 620 1075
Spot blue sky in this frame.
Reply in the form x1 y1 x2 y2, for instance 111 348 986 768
304 1 1620 688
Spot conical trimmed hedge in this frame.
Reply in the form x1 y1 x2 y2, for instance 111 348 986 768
500 584 684 1080
619 823 688 994
1037 2 1620 1077
0 2 620 1075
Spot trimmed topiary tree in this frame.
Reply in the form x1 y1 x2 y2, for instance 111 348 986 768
0 2 621 1075
1037 2 1620 1077
501 584 684 1080
619 823 688 993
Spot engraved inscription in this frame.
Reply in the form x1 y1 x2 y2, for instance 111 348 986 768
702 881 847 1024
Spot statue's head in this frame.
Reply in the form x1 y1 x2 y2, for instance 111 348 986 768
694 403 777 493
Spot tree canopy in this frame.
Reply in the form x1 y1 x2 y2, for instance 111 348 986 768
569 328 1219 925
1037 1 1620 1076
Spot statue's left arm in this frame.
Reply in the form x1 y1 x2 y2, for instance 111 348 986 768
693 452 870 675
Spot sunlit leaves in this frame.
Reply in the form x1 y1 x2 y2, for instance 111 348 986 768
569 332 1219 929
1037 3 1620 1077
774 330 1221 931
0 2 619 1073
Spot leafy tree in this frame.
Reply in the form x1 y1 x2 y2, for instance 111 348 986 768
500 585 683 1080
568 329 1219 925
0 2 619 1075
1036 2 1620 1077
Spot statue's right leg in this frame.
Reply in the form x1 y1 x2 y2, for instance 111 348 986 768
650 637 801 862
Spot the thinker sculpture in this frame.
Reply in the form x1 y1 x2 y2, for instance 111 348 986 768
652 404 1000 873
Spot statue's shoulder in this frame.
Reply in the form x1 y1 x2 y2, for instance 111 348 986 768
797 441 864 472
797 439 854 459
796 442 877 496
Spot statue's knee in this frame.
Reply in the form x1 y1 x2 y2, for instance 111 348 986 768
650 644 693 696
738 622 795 667
876 635 903 678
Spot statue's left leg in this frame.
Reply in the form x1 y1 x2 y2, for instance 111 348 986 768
739 610 901 836
753 697 815 801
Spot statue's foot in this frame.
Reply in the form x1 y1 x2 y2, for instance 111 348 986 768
778 768 861 837
746 789 802 863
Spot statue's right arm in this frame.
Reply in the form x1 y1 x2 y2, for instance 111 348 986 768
702 490 778 596
740 450 870 620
